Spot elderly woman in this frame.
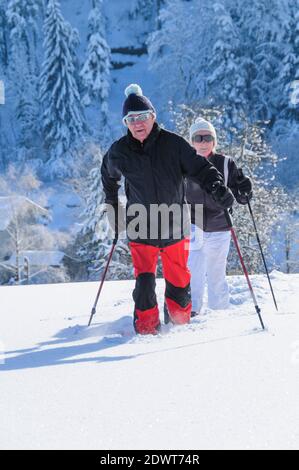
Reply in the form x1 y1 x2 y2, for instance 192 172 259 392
186 118 252 315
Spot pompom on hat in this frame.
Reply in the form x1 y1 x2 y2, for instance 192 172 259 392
122 84 156 124
189 117 217 147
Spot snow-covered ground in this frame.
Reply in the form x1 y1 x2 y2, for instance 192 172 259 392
0 271 299 450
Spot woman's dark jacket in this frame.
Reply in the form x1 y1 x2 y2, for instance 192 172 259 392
186 152 252 232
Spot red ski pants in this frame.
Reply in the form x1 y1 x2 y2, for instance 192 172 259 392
129 238 191 334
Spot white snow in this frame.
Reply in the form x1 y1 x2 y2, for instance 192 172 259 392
0 271 299 450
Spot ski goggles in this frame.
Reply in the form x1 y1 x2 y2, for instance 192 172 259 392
192 134 214 143
125 112 152 124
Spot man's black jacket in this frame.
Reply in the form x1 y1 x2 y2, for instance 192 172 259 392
101 123 226 246
186 152 252 232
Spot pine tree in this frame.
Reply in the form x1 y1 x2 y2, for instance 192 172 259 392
275 0 299 125
149 0 249 115
231 0 292 126
0 0 8 170
148 0 216 108
7 0 40 73
80 0 111 138
269 0 299 188
129 0 160 23
0 0 9 71
206 1 247 130
6 0 42 159
40 0 86 179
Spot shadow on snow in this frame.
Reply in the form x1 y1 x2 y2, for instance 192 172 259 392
0 316 135 371
0 313 266 371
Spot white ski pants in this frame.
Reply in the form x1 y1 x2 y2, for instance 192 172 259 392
188 224 231 312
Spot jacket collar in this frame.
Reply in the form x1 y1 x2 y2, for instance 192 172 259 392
207 151 215 159
126 122 161 151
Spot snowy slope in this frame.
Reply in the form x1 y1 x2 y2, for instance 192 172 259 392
0 271 299 450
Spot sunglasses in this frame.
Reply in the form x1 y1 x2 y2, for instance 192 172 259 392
192 134 214 143
125 112 152 124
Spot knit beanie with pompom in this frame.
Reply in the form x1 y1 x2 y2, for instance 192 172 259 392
122 84 156 123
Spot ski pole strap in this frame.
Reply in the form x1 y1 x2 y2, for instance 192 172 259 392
223 156 229 186
224 209 233 228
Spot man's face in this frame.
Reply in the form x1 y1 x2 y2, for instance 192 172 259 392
126 112 155 143
191 130 215 158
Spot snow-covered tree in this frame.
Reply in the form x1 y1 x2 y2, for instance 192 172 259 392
273 1 299 124
81 1 110 107
269 0 299 188
0 212 71 285
129 0 162 23
148 0 210 108
6 0 42 160
7 0 40 71
269 186 299 275
128 0 165 43
206 2 247 130
0 163 43 199
129 0 154 19
0 164 74 284
149 0 297 131
0 0 9 71
234 0 283 123
225 118 289 273
148 0 250 117
80 0 111 141
40 0 86 179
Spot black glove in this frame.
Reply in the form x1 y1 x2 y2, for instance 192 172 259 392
210 181 234 209
237 173 252 196
105 201 126 240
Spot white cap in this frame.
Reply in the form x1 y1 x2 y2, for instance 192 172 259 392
189 118 217 147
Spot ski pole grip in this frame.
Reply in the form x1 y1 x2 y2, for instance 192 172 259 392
237 168 244 179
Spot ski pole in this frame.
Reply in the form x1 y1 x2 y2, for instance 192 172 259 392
224 210 265 330
246 196 278 311
87 238 117 327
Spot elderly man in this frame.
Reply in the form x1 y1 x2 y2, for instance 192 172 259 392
101 84 234 335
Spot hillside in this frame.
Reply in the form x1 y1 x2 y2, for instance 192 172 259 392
1 271 299 449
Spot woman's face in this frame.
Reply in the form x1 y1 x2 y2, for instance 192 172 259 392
191 130 215 158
